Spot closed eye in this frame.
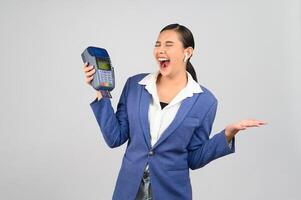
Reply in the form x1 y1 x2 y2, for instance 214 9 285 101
154 44 173 47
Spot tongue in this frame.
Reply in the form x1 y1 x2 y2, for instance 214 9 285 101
162 61 170 68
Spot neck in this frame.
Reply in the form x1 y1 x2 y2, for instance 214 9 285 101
157 70 187 88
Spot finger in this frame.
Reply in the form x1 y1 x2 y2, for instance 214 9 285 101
83 62 89 70
248 119 267 125
86 68 96 77
245 120 262 126
243 119 267 127
83 66 91 73
251 120 267 126
85 76 94 84
258 121 268 125
244 124 260 128
243 122 267 129
83 65 94 72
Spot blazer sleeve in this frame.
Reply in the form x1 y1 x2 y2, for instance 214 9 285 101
89 78 130 148
187 100 235 170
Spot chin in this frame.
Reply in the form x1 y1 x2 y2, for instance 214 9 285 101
158 64 171 76
159 69 171 77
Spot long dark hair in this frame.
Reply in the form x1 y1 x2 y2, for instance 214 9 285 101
160 23 198 82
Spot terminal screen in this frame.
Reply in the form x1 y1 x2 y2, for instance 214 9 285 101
96 58 111 70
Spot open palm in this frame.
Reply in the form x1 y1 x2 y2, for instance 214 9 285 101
225 119 267 142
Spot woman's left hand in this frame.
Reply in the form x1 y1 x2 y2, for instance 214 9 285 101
225 119 267 143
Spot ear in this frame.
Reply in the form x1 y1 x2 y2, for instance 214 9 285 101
184 53 188 62
184 47 194 62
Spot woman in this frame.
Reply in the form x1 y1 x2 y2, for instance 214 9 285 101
83 24 266 200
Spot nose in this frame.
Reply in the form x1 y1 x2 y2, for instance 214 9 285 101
159 49 166 54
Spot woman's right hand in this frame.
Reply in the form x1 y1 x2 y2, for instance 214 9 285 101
83 62 95 84
82 63 102 100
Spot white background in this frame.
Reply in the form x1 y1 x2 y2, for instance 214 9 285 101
0 0 300 199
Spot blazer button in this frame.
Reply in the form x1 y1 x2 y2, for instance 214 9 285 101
148 150 155 156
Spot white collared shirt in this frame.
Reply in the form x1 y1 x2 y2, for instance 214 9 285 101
138 71 203 147
138 71 232 172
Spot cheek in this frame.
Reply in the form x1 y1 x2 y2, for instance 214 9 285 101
153 48 160 58
168 47 183 57
170 51 184 63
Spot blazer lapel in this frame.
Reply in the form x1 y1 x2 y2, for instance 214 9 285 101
139 87 152 149
152 93 200 149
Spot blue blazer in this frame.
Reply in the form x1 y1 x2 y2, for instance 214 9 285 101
90 73 235 200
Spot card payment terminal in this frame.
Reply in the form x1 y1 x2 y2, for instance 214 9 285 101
81 46 115 98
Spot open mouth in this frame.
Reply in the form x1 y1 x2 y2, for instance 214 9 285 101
158 57 170 69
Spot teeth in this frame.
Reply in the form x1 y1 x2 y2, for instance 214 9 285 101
158 58 169 61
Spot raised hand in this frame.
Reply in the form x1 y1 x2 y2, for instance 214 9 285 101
82 62 102 100
225 119 267 142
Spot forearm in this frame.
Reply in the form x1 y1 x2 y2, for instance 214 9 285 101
188 130 235 170
90 98 129 148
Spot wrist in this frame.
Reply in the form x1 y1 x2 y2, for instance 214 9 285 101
96 91 102 101
225 127 236 143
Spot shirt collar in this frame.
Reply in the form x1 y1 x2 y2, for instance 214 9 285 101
138 71 203 107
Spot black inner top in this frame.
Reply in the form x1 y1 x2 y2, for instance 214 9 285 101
160 101 169 109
